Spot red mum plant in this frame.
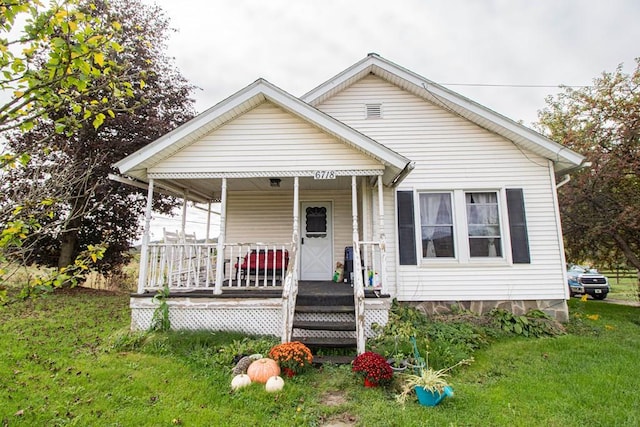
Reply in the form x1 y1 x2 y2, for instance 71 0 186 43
352 351 393 386
268 341 313 376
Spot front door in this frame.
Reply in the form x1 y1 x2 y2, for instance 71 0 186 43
300 202 333 280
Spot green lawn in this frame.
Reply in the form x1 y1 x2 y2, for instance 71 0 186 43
607 276 639 301
1 289 639 426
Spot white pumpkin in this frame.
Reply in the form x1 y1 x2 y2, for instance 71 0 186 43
231 374 252 390
265 375 284 393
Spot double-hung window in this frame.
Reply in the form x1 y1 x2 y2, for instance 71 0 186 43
400 188 528 265
465 192 502 257
419 193 454 258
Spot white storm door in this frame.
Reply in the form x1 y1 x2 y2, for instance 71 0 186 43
300 202 333 280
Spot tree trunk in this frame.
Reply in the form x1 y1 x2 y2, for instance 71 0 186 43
610 233 640 300
57 198 84 270
58 227 79 269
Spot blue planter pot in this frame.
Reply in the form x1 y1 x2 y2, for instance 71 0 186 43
414 385 453 406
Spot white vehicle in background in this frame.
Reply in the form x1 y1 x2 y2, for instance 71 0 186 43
567 265 610 300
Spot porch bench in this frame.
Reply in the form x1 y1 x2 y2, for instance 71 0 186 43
235 249 289 281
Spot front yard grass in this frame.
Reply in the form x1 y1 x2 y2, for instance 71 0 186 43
608 276 640 301
1 289 639 426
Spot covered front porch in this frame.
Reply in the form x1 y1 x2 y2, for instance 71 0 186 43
133 172 394 352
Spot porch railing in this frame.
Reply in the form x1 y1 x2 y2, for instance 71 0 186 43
353 240 385 354
145 242 217 290
141 241 291 292
358 241 385 291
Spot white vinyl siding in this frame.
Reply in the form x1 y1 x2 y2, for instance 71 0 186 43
225 189 354 270
318 75 566 301
150 102 381 174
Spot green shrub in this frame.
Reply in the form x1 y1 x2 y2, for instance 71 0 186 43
106 329 148 352
489 308 565 337
370 300 492 369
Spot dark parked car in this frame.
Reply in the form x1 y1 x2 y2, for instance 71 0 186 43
567 265 610 300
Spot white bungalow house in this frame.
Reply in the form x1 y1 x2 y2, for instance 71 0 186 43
114 54 585 353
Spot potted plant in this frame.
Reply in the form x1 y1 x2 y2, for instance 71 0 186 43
396 357 473 406
352 351 393 387
386 351 409 372
268 341 313 377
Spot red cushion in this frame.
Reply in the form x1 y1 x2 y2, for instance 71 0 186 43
237 249 289 270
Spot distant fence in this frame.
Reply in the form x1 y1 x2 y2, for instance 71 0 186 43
600 269 639 285
83 269 138 292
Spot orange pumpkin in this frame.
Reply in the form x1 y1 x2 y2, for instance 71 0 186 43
247 358 281 383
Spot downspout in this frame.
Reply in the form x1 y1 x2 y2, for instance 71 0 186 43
556 160 591 189
555 174 570 189
390 161 415 187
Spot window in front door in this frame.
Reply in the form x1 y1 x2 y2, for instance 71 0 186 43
306 207 327 238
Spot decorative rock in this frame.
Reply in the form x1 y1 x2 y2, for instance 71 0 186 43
232 356 253 375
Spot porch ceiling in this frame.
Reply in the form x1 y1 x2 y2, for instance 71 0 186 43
162 175 366 201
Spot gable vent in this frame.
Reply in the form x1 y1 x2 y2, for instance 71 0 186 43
365 103 382 119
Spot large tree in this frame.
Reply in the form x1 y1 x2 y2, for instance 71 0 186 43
2 0 195 274
537 59 640 281
1 0 146 296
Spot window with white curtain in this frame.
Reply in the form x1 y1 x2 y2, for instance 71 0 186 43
465 192 502 257
407 189 523 265
419 193 454 258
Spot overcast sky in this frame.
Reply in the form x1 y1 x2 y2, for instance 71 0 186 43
146 0 638 126
141 0 639 239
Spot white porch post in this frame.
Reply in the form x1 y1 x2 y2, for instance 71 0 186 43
352 175 366 354
205 201 212 243
180 190 188 234
282 176 299 343
361 178 370 276
292 176 300 271
214 178 227 295
137 178 155 294
377 175 388 295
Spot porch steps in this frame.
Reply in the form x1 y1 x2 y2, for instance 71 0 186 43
313 355 354 366
296 336 357 348
294 305 355 313
292 320 356 331
292 288 357 350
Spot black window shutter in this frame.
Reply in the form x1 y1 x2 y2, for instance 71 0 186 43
506 188 531 264
397 191 417 265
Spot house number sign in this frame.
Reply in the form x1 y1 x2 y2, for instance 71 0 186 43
313 170 336 180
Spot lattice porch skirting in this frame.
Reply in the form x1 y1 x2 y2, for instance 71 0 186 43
130 297 391 338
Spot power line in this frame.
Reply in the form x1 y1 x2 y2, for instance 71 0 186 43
438 82 591 89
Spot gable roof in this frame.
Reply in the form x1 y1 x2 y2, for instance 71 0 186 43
302 53 585 174
114 78 411 185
